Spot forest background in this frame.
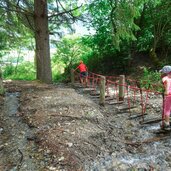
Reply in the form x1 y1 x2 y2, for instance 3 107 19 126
0 0 171 88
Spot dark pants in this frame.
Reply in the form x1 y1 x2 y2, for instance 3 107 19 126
80 71 88 78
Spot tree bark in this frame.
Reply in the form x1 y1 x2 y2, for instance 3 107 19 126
34 0 52 83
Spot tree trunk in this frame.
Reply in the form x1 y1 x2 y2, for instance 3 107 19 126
34 0 52 83
149 48 160 67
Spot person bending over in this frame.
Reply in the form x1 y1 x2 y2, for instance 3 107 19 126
74 61 88 86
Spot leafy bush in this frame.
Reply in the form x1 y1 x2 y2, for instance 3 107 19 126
139 67 163 92
53 73 69 83
141 67 160 81
3 64 15 77
3 62 36 80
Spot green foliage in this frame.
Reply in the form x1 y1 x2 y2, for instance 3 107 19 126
82 34 133 74
3 64 14 77
51 61 65 82
82 0 171 75
139 67 163 92
3 62 35 80
53 73 69 83
0 79 5 95
136 0 171 64
136 29 153 51
86 0 147 50
52 35 92 79
0 0 171 83
0 68 5 95
141 67 160 82
0 87 5 95
0 0 34 51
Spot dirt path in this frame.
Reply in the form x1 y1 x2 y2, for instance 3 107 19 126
0 80 171 171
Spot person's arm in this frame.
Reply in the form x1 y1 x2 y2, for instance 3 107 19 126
163 79 168 95
74 65 79 72
86 65 88 72
165 81 169 95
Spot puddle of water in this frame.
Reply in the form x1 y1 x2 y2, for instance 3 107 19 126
119 154 156 165
143 124 160 131
85 152 165 171
5 92 20 116
84 135 171 171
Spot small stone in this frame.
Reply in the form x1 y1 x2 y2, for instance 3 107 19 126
58 156 64 161
66 142 73 147
46 149 51 154
0 128 3 133
0 145 4 151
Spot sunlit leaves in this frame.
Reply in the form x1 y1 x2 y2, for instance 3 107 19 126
53 35 91 67
86 0 150 50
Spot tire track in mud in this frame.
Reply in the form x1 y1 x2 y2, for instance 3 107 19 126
0 92 43 171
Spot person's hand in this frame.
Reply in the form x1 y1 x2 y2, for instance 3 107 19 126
164 91 168 96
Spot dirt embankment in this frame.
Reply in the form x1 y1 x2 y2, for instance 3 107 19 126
0 80 171 171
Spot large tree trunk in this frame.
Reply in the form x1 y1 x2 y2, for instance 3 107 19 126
34 0 52 83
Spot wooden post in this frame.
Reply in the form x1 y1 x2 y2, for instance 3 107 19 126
71 69 75 84
99 76 106 106
119 75 125 101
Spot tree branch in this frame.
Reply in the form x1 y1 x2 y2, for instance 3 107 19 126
48 4 82 19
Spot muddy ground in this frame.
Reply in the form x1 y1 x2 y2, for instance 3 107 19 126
0 80 171 171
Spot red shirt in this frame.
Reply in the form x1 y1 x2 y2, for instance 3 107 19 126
77 63 87 72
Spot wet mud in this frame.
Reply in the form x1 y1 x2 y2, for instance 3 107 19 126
0 80 171 171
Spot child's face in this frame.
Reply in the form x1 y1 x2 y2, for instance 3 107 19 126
168 73 171 77
161 73 167 78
